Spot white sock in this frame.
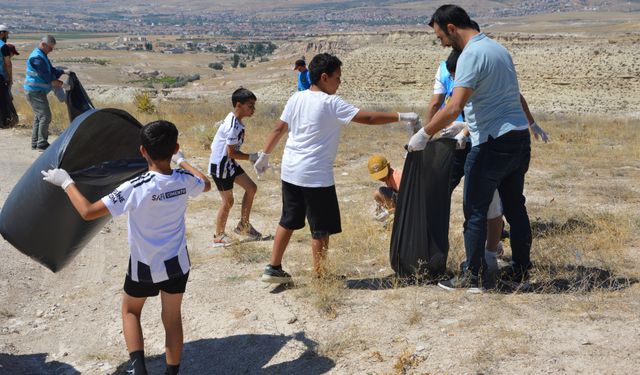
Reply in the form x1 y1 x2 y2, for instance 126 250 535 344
485 250 498 273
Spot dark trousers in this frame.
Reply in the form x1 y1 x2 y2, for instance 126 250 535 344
0 77 18 128
462 130 532 275
449 143 471 194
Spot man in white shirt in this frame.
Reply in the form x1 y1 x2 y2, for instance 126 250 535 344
254 53 419 284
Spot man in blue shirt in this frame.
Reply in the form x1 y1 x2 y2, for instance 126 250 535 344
294 59 311 91
24 35 69 150
408 5 533 292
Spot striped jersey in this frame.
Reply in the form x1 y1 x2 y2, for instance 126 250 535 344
209 112 245 178
101 169 205 283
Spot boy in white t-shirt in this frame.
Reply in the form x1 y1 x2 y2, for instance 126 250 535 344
42 120 211 375
254 53 419 284
209 88 264 246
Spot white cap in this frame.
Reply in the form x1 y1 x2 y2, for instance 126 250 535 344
0 25 9 32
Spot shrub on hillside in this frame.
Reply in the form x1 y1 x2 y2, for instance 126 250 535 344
163 74 200 89
231 54 240 68
208 62 224 70
134 92 156 114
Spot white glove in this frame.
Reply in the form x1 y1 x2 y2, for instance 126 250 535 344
398 112 419 124
253 152 270 174
441 121 467 138
172 150 186 166
248 152 259 163
406 128 432 152
454 131 467 150
41 168 74 190
529 121 549 143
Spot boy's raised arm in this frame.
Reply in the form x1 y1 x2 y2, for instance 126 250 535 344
352 111 418 125
41 168 110 221
172 151 212 192
225 144 259 164
254 120 288 174
262 120 288 154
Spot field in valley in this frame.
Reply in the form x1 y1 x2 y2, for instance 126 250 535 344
1 14 640 375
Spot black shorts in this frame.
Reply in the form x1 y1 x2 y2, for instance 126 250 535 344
210 164 245 191
279 180 341 239
124 272 189 298
379 186 398 205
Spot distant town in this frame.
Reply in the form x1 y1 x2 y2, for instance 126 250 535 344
1 1 620 38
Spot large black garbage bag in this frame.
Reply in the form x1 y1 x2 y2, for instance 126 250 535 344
0 76 18 128
390 138 456 279
66 72 94 122
0 108 147 272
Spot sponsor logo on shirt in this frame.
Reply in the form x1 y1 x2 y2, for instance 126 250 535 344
152 188 186 201
108 190 125 204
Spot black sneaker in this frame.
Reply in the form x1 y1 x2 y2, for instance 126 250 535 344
261 265 292 284
499 263 531 290
36 142 50 151
438 272 483 294
125 362 148 375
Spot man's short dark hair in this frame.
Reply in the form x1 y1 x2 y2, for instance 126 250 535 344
446 49 460 74
428 5 474 33
308 53 342 85
231 87 257 107
140 120 178 161
471 20 481 32
294 59 306 67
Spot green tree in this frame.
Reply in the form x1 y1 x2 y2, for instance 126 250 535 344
232 53 240 68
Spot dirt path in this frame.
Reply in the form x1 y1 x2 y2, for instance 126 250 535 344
1 126 640 374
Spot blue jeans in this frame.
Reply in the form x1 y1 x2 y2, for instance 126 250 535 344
463 130 532 275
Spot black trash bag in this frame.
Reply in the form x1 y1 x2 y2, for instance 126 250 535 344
0 108 147 272
0 76 18 128
66 72 94 122
389 138 456 279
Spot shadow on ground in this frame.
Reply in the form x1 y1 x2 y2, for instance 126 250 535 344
0 353 80 375
345 274 447 290
111 332 334 375
345 266 638 294
530 216 596 238
509 264 640 294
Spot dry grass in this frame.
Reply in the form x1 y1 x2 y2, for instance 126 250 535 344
391 348 426 375
12 92 639 310
315 325 367 358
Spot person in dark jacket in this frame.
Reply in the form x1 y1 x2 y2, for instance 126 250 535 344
0 25 18 128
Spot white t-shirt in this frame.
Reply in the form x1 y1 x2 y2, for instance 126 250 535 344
209 112 245 178
102 170 205 283
433 65 446 95
279 90 359 187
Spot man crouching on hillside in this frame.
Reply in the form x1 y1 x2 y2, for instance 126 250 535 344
254 52 419 284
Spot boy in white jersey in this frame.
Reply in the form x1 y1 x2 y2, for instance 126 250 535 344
42 120 211 375
208 88 265 246
254 53 419 283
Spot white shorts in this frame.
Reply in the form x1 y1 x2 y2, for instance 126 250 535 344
487 190 502 219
